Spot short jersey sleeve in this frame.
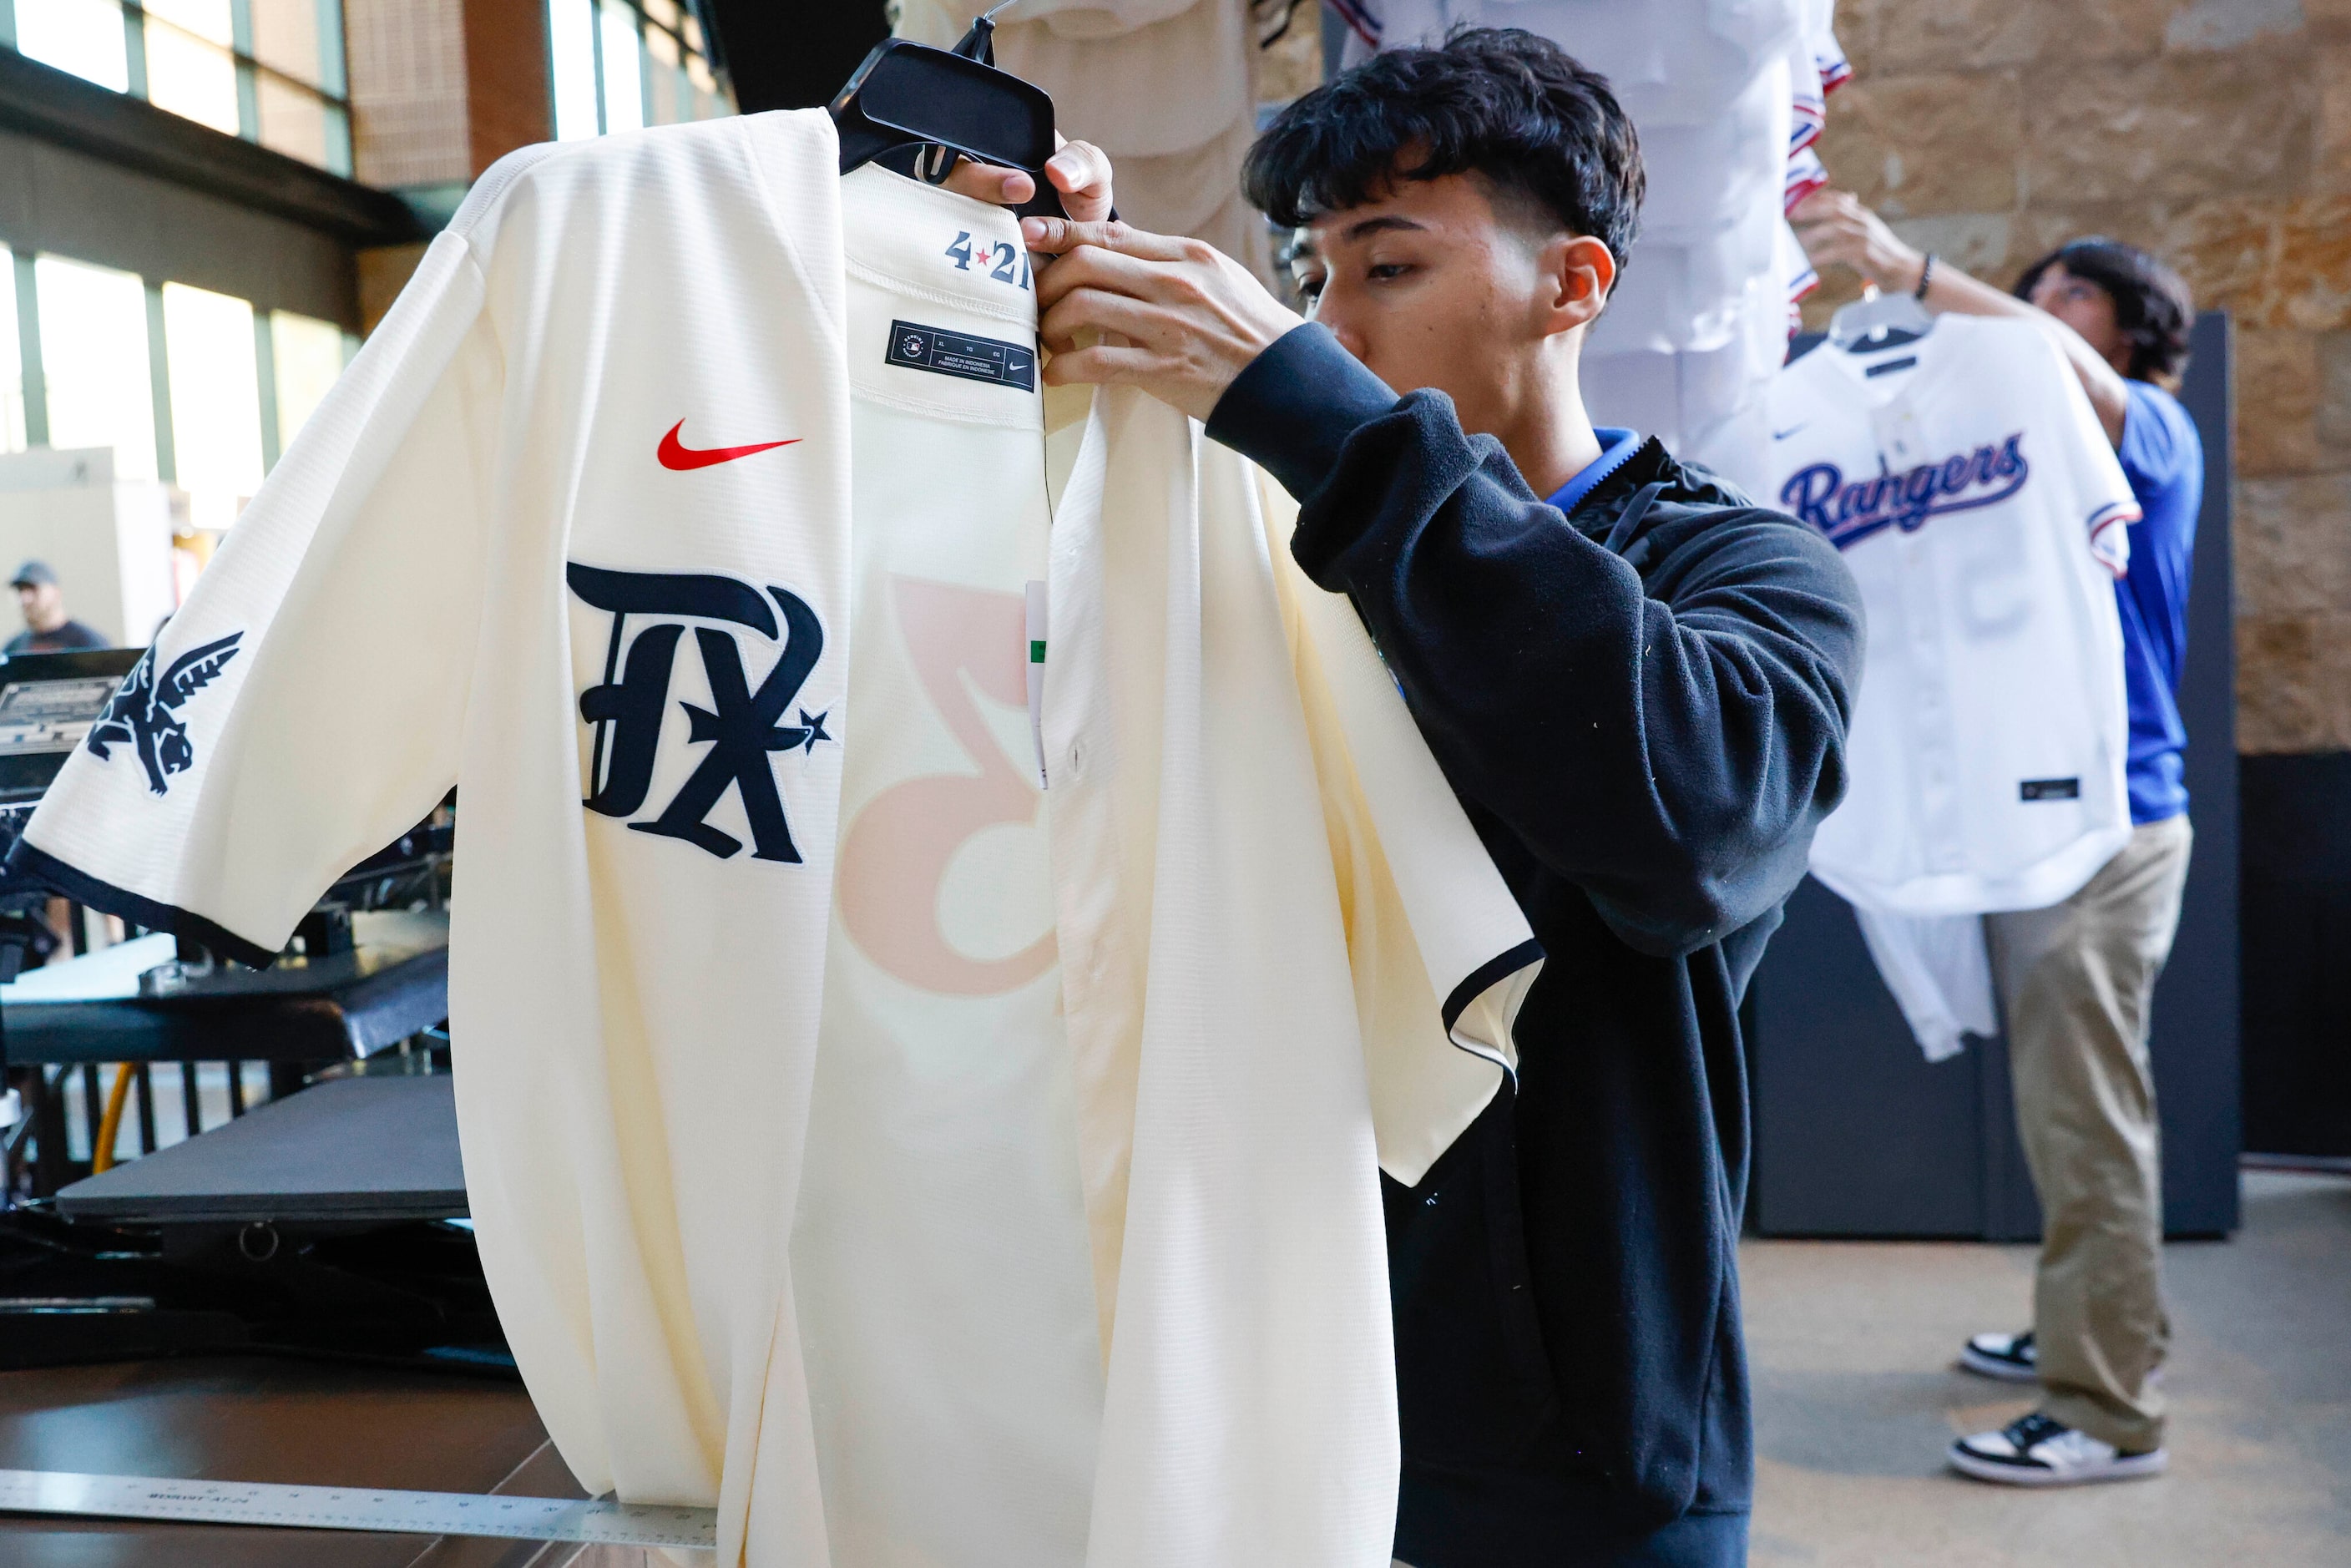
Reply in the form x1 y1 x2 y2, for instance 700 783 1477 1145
2034 324 2140 579
9 215 511 965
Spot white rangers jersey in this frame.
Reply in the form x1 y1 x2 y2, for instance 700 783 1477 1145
9 114 1540 1568
1771 316 2139 917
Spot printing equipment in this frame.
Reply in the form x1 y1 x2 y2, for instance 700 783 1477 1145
0 650 501 1375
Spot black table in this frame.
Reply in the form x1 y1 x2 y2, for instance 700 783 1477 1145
2 911 448 1065
55 1071 466 1227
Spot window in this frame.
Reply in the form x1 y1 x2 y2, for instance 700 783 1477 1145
250 0 346 169
597 0 645 134
143 0 242 137
267 308 346 456
10 0 354 176
13 0 130 94
33 256 157 483
162 281 265 533
8 250 355 551
549 0 599 141
0 254 26 455
547 0 729 140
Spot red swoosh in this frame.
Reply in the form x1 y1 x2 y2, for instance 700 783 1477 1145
656 420 801 471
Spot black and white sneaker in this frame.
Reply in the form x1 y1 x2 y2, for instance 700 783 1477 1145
1959 1329 2039 1382
1949 1411 2167 1487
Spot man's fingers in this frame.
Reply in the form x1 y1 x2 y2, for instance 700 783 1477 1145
1039 286 1176 357
942 141 1114 225
1019 215 1198 264
1040 341 1164 388
1021 215 1100 255
938 158 1035 207
1789 189 1866 232
1033 240 1186 314
1044 139 1115 224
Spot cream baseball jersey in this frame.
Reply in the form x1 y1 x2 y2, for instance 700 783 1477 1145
787 167 1100 1562
1771 316 2138 916
9 113 1542 1568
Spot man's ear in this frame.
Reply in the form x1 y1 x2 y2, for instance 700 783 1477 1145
1539 235 1617 337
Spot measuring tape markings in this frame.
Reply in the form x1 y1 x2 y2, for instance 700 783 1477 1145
0 1469 718 1548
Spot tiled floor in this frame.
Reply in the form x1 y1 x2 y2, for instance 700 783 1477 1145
1743 1171 2351 1566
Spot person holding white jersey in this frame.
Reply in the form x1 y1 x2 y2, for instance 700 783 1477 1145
1797 190 2204 1489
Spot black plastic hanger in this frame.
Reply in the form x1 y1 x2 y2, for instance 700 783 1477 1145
829 3 1071 220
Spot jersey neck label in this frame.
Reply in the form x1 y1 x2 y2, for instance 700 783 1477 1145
885 321 1037 392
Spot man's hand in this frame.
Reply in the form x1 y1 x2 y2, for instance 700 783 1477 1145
940 139 1116 225
1020 218 1303 422
1790 189 1928 296
1793 186 2132 443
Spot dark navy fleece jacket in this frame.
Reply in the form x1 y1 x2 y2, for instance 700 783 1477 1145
1206 324 1866 1560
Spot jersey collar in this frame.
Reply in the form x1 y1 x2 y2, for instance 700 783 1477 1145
1545 427 1643 516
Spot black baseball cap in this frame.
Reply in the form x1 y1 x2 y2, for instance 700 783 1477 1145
10 561 56 589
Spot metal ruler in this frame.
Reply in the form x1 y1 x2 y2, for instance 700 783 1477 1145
0 1468 718 1548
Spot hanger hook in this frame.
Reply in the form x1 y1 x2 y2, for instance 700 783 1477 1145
953 0 1023 60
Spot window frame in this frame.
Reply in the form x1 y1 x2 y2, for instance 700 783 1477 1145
3 242 348 513
2 0 356 177
544 0 729 140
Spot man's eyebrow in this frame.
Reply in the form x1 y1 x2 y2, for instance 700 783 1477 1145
1338 215 1428 243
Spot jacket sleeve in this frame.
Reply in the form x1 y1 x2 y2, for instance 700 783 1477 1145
1207 325 1866 956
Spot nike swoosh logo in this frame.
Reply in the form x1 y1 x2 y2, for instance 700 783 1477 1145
1772 425 1807 441
656 420 801 471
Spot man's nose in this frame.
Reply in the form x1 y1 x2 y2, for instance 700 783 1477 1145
1315 308 1368 363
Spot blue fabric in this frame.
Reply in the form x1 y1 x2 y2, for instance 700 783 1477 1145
1545 427 1643 515
2113 380 2202 825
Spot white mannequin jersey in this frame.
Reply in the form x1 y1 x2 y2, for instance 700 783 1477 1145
1771 316 2139 918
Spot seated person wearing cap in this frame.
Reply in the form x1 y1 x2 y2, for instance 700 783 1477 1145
7 562 109 655
957 27 1865 1568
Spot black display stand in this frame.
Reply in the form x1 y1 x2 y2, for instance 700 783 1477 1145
1747 311 2239 1241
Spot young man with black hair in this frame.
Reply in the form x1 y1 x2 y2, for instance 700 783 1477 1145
963 28 1865 1567
1797 192 2205 1489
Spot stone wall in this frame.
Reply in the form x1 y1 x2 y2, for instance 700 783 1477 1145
1810 0 2351 753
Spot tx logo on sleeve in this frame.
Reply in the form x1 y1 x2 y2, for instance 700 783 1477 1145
86 634 243 796
567 564 832 862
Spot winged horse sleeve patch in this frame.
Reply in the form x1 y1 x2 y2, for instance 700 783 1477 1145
85 633 245 797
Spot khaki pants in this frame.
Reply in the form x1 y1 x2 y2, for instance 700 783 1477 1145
1984 813 2192 1454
